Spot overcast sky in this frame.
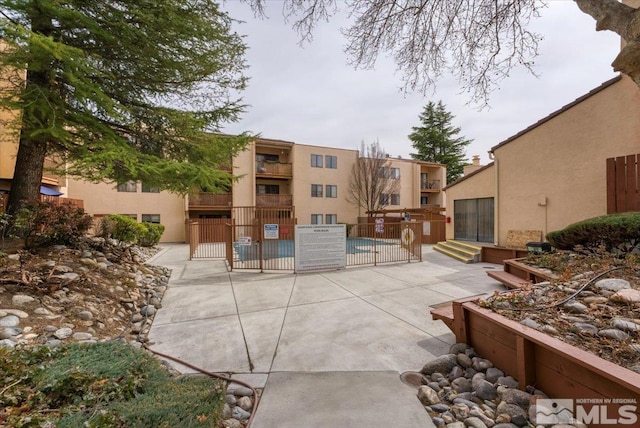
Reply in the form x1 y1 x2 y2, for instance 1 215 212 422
220 1 620 165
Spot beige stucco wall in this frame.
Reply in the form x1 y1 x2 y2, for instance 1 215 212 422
444 164 495 240
66 179 186 242
291 144 359 224
493 76 640 244
232 146 256 207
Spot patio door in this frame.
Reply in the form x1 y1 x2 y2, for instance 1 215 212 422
454 198 494 242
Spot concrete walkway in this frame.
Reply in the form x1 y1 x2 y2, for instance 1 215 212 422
146 244 505 427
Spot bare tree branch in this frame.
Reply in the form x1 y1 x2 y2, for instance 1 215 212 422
243 0 640 104
347 140 401 214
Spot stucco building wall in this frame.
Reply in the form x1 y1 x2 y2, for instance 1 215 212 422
291 144 359 224
494 76 640 244
444 164 495 240
66 179 186 242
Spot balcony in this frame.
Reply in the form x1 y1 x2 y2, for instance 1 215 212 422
256 193 292 207
256 162 292 179
189 192 232 208
420 180 441 192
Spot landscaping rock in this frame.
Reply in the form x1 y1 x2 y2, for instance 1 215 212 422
421 354 458 375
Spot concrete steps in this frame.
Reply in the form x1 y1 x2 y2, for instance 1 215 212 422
433 240 482 263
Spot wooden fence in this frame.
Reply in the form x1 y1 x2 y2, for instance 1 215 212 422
606 153 640 213
0 194 84 213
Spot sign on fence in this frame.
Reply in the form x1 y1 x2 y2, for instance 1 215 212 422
264 224 279 240
294 225 346 273
237 236 252 246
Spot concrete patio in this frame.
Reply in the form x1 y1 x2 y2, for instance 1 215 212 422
146 244 505 427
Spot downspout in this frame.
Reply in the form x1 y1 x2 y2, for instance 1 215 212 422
489 151 499 246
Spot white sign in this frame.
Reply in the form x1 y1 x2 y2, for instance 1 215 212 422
294 225 346 272
264 224 279 240
375 217 384 233
237 236 252 246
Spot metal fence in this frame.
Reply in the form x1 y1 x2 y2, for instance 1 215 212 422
345 222 422 267
187 208 422 270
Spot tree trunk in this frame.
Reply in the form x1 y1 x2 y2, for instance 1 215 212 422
6 3 53 216
6 136 47 216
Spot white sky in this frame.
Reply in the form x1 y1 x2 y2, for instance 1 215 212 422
220 1 620 165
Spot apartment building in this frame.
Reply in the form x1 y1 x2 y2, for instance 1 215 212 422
65 138 446 242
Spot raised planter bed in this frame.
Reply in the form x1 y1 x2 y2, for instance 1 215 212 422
433 297 640 426
480 246 528 265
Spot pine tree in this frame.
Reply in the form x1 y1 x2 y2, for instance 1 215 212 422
0 0 250 215
409 101 471 184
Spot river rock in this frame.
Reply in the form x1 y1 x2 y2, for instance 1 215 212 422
610 288 640 304
12 295 35 305
0 315 20 327
54 327 73 339
595 278 630 292
417 385 440 405
464 416 488 428
237 396 252 412
421 354 458 375
231 406 250 421
570 322 598 335
498 388 532 409
612 318 640 332
472 357 493 371
485 367 504 383
450 402 470 419
583 296 608 305
496 376 519 389
519 318 540 329
597 328 629 340
457 352 472 368
496 402 527 425
451 377 472 393
475 379 498 400
563 301 588 314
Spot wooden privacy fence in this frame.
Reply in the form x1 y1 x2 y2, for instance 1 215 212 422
607 153 640 213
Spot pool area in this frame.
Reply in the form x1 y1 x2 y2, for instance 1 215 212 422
233 238 397 261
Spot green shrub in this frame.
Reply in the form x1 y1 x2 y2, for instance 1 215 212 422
546 212 640 254
1 342 225 428
99 215 146 244
99 215 164 246
12 201 92 249
138 222 165 247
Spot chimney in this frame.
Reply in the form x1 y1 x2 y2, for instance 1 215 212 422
463 155 484 176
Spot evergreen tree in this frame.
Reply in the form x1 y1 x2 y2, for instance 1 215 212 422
409 101 471 184
0 0 250 215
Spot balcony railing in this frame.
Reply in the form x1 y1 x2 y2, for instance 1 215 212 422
189 192 232 208
420 180 441 191
256 194 292 207
256 162 292 178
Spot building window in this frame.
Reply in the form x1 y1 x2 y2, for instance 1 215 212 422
311 214 323 224
390 167 400 179
379 193 389 206
257 184 279 194
117 181 137 192
142 183 159 193
390 193 400 205
325 214 337 224
311 154 323 168
311 184 323 197
420 195 429 206
325 185 337 198
142 214 160 224
325 155 337 169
